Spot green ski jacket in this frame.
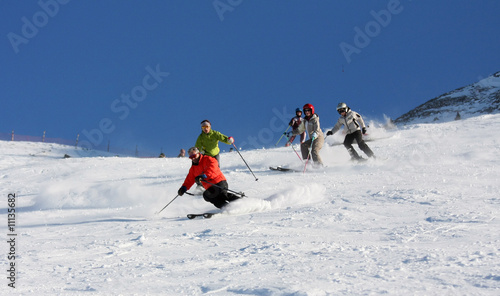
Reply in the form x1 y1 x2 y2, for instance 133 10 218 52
195 130 231 157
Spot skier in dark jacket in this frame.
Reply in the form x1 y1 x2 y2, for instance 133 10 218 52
285 108 306 147
327 102 375 161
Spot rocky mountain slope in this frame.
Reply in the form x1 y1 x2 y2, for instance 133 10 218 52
395 71 500 125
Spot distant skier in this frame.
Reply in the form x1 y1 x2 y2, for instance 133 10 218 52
177 147 241 209
177 149 185 158
289 103 324 167
195 119 234 164
327 102 375 161
285 108 306 147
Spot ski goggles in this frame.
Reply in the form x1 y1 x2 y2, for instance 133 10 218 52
337 108 346 114
303 108 312 113
188 147 200 159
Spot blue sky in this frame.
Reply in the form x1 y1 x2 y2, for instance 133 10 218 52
2 1 499 156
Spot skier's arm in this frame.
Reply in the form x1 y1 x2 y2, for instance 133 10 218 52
312 117 322 135
182 168 196 190
355 112 368 134
329 119 343 135
201 156 223 185
354 112 366 129
213 130 232 145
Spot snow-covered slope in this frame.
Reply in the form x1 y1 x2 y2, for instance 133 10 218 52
395 71 500 124
1 115 499 295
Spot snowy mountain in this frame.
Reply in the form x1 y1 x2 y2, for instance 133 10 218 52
1 113 499 295
395 71 500 125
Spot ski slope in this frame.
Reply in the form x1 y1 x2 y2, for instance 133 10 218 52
1 114 499 295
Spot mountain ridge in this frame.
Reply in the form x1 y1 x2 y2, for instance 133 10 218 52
394 71 500 125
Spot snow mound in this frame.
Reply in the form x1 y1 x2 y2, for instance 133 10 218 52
223 183 326 215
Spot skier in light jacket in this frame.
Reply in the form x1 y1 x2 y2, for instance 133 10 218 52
327 102 375 160
290 103 324 167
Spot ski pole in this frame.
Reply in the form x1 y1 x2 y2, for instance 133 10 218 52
155 194 179 214
201 179 246 197
232 143 258 181
275 125 291 146
285 134 303 163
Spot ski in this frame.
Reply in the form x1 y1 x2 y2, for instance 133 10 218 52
269 166 300 172
187 213 217 219
352 157 368 162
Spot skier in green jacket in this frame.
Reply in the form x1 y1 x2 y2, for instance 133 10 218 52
195 119 234 164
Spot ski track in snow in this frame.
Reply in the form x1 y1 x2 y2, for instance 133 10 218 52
1 115 499 295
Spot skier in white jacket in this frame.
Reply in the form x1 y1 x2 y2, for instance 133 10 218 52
327 102 375 161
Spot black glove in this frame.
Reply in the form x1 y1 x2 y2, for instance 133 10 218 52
178 186 187 196
362 128 367 135
326 130 333 136
195 174 207 186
